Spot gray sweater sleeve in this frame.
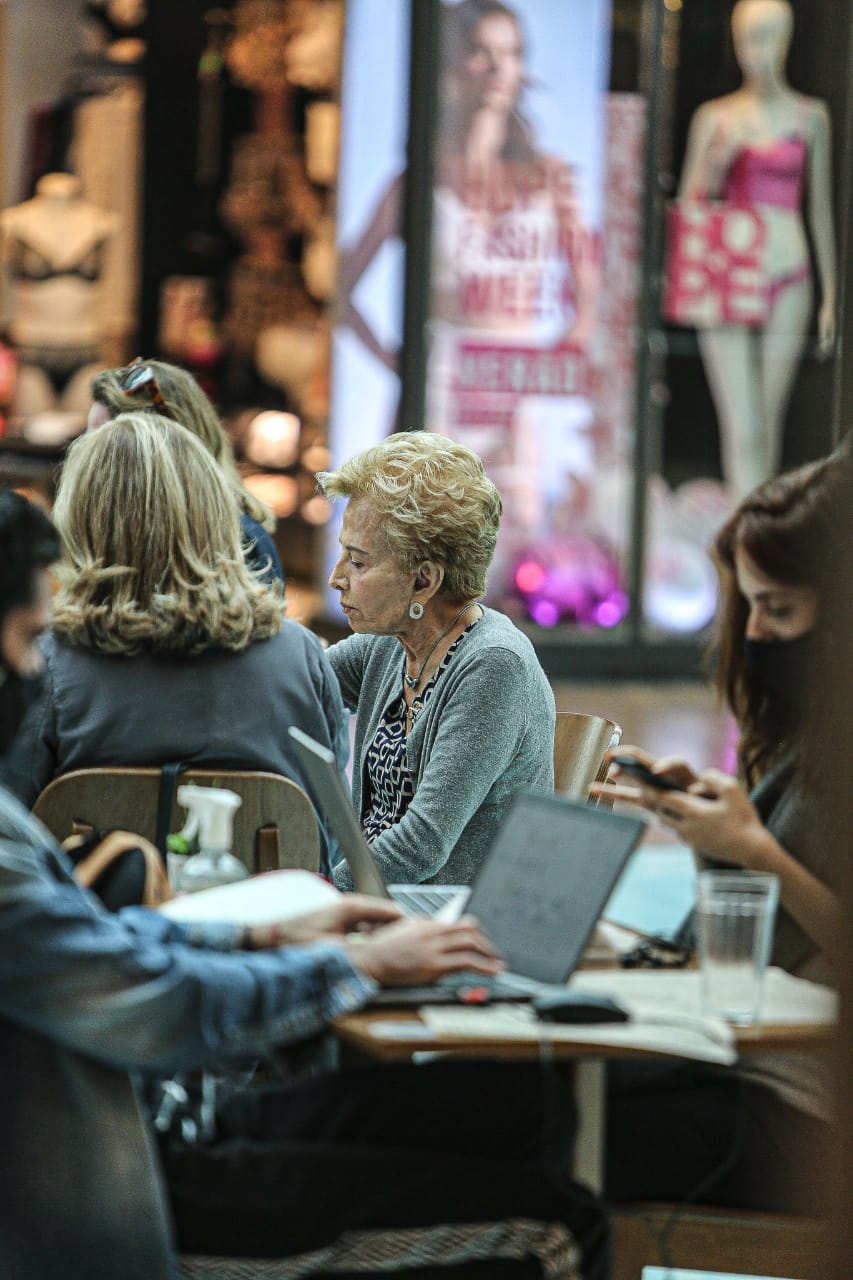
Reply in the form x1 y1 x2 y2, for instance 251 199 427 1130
378 648 544 881
334 627 555 888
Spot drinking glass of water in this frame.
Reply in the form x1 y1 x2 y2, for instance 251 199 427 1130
695 870 780 1025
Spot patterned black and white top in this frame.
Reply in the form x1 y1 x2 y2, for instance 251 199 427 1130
362 620 479 844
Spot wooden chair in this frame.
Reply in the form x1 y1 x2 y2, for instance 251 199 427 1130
33 767 321 874
611 1202 829 1280
553 711 622 803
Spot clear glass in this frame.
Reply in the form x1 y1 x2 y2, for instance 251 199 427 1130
695 870 779 1025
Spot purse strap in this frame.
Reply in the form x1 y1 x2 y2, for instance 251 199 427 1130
70 829 173 907
156 761 187 863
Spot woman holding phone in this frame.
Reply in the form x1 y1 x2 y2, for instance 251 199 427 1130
594 453 847 1213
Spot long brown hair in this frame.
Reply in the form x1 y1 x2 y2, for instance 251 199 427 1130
711 456 846 786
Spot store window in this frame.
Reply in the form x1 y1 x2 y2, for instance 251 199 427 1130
1 1 849 673
644 0 850 645
327 0 851 674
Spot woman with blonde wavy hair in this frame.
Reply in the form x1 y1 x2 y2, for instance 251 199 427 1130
321 430 555 888
89 357 284 584
5 414 346 868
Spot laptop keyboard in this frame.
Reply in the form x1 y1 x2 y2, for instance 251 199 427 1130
369 971 561 1006
437 970 546 998
390 886 462 917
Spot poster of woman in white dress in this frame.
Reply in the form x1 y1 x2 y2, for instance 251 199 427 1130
425 0 617 626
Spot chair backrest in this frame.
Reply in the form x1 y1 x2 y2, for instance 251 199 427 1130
33 767 321 875
553 712 622 803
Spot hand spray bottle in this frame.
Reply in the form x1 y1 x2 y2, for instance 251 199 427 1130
172 784 247 894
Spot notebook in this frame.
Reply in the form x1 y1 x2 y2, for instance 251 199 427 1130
289 727 646 995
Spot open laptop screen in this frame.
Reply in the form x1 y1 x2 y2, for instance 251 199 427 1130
465 793 645 984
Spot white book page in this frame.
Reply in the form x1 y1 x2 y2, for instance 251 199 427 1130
159 870 340 925
570 967 838 1026
419 1004 736 1065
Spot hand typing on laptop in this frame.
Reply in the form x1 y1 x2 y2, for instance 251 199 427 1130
342 915 505 987
239 895 404 950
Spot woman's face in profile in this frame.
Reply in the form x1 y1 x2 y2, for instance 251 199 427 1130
461 13 524 116
328 497 414 637
735 546 817 643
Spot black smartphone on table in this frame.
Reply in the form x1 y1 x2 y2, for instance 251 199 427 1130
608 754 686 792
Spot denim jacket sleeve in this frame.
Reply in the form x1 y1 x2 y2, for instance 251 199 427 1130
0 788 376 1076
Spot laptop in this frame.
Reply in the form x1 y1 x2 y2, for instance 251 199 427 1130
289 726 465 917
289 726 646 995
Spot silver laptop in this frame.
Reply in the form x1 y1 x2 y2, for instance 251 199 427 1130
289 726 464 917
289 726 646 991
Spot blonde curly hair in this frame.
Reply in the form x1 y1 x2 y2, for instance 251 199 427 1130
52 413 285 656
317 432 502 599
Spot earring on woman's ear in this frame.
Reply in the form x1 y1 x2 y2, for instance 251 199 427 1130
409 601 424 620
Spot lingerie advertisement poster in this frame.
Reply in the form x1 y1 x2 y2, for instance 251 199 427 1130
424 0 625 632
327 0 663 637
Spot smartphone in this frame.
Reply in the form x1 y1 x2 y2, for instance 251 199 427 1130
609 754 686 792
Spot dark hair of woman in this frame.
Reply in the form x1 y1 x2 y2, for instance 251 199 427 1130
710 454 846 788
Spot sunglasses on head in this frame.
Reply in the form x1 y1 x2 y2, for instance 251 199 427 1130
119 358 168 415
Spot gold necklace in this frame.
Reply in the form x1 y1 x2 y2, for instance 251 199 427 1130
403 602 477 693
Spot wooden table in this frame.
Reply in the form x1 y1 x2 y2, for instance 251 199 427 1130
335 1002 835 1190
336 1006 835 1059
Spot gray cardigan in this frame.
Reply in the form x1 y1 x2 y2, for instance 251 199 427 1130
328 607 555 887
2 624 349 866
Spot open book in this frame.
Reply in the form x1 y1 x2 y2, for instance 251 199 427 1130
159 870 340 925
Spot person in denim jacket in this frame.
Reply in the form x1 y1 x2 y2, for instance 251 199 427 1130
0 781 523 1279
0 484 610 1280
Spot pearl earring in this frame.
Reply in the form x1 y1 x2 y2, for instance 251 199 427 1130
409 601 424 620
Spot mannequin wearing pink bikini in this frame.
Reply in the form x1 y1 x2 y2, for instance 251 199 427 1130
678 0 836 498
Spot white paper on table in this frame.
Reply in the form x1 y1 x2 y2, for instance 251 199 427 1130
158 869 340 924
568 967 838 1027
419 1003 737 1065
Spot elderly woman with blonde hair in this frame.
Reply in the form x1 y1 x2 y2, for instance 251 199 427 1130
321 430 554 889
4 413 346 868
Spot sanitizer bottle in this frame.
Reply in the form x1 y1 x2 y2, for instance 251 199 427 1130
172 785 247 894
